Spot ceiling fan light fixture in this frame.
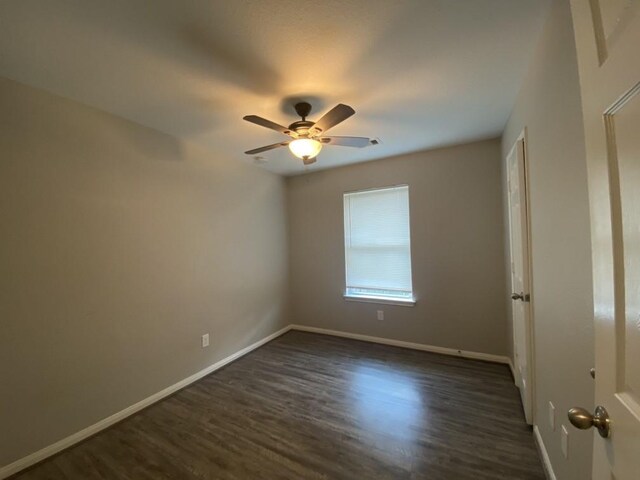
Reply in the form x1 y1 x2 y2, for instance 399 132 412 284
288 138 322 160
243 103 370 165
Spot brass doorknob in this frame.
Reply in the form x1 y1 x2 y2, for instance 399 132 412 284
568 405 610 438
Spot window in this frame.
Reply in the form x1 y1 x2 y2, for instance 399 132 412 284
343 185 414 305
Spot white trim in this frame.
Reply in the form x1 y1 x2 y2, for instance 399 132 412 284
343 184 414 306
0 325 292 480
290 325 510 365
533 425 557 480
508 358 516 381
505 128 536 425
343 294 416 307
342 183 409 195
1 324 513 478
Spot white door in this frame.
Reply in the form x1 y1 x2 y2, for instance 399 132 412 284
506 135 533 425
570 1 640 478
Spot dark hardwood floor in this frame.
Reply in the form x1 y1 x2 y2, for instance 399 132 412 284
12 331 546 479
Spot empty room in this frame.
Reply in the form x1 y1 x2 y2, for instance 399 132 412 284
1 1 639 479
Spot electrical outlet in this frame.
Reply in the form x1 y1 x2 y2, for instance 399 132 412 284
548 401 556 431
561 425 569 459
377 310 384 321
201 333 210 348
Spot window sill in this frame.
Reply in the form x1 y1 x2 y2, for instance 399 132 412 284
343 294 416 307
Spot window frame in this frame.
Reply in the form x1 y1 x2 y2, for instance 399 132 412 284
342 184 416 307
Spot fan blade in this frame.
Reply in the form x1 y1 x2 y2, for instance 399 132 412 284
244 142 289 155
320 136 371 148
243 115 295 136
311 104 355 134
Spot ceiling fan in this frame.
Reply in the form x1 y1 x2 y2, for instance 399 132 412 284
243 102 374 165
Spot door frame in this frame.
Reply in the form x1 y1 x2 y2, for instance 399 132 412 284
505 128 536 424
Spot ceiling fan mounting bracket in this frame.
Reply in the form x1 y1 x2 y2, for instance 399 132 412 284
294 101 312 120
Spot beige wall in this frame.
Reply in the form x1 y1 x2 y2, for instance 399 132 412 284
287 139 508 356
501 1 594 478
0 77 289 467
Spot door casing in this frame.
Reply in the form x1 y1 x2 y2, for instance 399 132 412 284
505 128 536 425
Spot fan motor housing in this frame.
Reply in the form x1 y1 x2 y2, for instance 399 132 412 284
288 120 316 136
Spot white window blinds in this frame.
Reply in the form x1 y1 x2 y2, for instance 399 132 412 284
343 185 413 300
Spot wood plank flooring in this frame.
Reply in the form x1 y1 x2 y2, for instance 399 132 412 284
11 331 546 479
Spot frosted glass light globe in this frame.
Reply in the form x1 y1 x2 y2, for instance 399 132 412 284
289 138 322 159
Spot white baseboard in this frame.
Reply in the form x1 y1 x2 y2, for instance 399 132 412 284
0 325 292 480
2 323 512 478
508 359 516 381
533 425 557 480
290 325 511 365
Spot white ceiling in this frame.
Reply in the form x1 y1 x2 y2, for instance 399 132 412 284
0 0 550 175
